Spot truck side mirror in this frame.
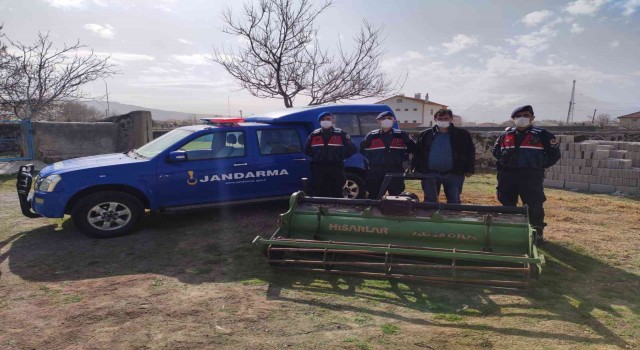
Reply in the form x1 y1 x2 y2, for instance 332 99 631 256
168 150 188 162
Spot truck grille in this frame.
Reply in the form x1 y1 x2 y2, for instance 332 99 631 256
34 175 41 190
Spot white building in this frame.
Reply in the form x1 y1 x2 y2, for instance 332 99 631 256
618 111 640 129
375 93 460 128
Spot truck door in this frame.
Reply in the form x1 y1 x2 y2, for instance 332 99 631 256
252 126 310 197
156 129 256 207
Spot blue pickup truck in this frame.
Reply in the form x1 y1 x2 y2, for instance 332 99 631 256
17 104 394 238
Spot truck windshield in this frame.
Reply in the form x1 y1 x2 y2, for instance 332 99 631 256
136 129 193 158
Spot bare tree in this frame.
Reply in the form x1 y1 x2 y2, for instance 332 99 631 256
0 25 21 101
212 0 398 108
594 113 612 128
55 101 104 122
0 31 116 120
0 24 8 70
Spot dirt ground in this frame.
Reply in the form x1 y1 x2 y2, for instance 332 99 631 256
0 174 638 349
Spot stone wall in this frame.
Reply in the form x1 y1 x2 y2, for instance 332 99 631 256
471 132 501 168
21 110 153 163
32 121 118 163
544 136 640 194
463 130 640 170
103 111 153 152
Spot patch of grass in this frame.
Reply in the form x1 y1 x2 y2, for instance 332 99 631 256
39 285 61 297
380 323 399 335
353 314 373 325
62 294 82 304
342 337 372 350
434 313 464 322
458 307 484 316
240 278 268 286
151 277 164 287
370 289 393 301
361 279 391 289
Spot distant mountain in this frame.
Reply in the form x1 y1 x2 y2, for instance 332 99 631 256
83 100 219 121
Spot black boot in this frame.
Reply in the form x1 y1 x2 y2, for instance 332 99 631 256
533 226 545 245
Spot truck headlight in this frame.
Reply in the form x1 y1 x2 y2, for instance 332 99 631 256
36 174 62 192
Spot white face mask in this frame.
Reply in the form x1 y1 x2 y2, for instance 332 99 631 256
514 117 531 128
320 120 333 129
380 119 394 129
436 121 450 128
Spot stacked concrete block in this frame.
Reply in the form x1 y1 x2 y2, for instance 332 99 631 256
544 137 640 194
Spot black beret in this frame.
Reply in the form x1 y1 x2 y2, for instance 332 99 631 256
377 111 395 120
511 105 534 119
317 111 334 121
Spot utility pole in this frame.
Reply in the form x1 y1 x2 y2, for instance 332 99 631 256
566 80 576 124
591 109 597 125
239 110 243 118
103 78 110 118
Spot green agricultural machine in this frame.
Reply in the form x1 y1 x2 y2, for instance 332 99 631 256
253 174 545 288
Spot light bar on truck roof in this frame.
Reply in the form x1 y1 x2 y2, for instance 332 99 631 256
200 117 245 125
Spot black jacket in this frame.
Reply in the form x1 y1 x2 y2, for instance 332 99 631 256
304 127 357 164
359 128 416 167
413 124 475 175
492 126 561 170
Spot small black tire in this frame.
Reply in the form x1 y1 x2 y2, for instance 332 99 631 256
399 191 420 201
343 172 365 199
71 191 144 238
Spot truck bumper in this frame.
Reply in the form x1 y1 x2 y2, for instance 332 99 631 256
16 164 41 218
16 164 66 219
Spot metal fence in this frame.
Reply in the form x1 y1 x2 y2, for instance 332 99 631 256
0 120 34 161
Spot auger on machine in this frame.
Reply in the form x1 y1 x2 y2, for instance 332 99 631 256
253 174 545 288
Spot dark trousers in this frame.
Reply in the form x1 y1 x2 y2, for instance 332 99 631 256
365 165 405 199
422 172 465 204
310 163 345 198
496 169 546 234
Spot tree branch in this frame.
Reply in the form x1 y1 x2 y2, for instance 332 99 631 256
0 30 116 120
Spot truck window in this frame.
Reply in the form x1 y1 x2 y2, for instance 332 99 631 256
136 129 193 158
257 129 302 155
333 114 379 135
181 131 246 160
358 114 379 134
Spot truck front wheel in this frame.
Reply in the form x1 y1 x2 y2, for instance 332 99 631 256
71 191 144 238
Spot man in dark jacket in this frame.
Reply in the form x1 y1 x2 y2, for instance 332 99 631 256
492 105 561 244
413 108 475 204
304 112 357 197
360 111 416 199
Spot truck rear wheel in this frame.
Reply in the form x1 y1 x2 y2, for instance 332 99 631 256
343 173 365 199
71 191 143 238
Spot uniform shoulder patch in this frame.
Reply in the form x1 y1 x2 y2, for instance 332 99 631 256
393 129 402 134
549 138 559 147
333 128 342 132
370 129 380 134
504 127 512 131
345 134 351 140
312 128 322 134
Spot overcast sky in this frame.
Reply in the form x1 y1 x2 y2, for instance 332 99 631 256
1 0 639 122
